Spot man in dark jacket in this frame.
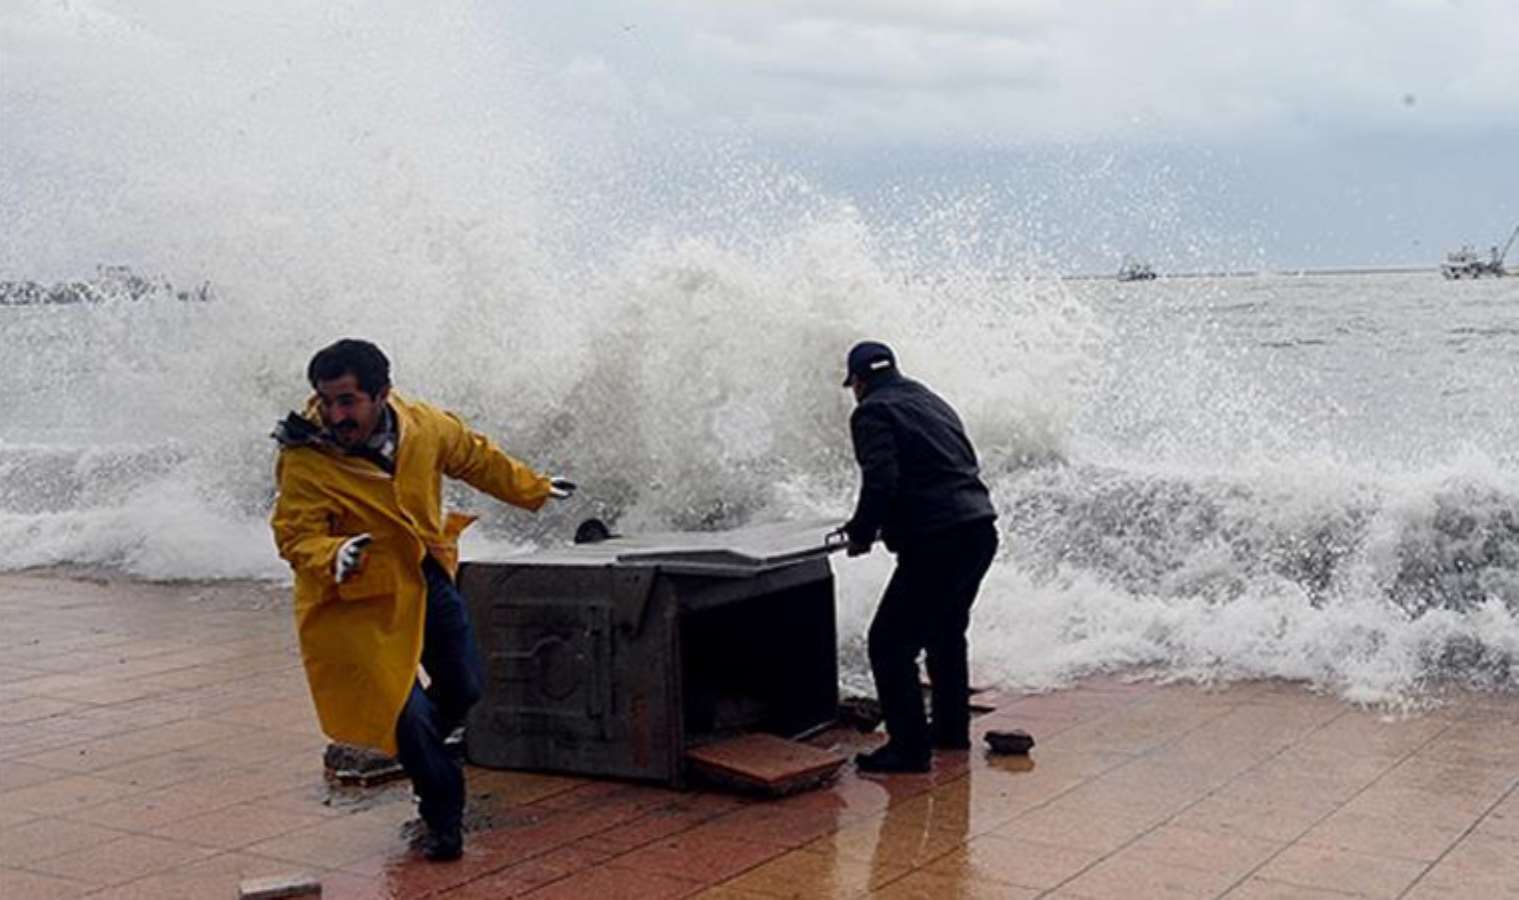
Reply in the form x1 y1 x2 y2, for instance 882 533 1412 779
839 341 998 773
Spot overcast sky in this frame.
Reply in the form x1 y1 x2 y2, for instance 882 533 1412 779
541 1 1516 144
518 0 1519 269
3 1 1517 276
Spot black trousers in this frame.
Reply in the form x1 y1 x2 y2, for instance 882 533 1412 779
868 518 998 755
394 556 484 833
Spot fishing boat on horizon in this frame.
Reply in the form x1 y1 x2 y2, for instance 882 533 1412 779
1117 256 1158 282
1441 224 1517 279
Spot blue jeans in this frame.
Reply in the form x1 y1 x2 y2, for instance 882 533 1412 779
394 556 484 833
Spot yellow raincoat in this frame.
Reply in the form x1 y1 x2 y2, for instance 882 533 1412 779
270 392 552 755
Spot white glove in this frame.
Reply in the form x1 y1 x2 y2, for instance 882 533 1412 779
547 477 577 500
334 534 372 583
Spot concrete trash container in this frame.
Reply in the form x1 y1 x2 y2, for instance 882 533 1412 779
459 518 843 787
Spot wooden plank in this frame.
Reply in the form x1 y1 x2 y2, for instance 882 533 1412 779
686 733 846 796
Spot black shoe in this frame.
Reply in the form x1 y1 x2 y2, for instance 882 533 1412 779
422 826 463 862
932 734 971 751
854 743 930 774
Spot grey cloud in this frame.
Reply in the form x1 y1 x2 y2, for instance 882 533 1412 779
638 0 1519 145
667 0 1061 41
692 22 1049 91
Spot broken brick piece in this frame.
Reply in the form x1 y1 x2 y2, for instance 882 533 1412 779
238 873 322 899
322 742 406 786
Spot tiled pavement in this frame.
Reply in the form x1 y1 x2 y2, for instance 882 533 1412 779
2 572 1518 898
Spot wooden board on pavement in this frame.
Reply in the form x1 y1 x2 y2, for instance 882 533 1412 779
686 733 846 796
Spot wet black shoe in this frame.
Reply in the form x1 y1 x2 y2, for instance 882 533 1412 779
422 826 463 862
854 743 930 774
932 734 971 751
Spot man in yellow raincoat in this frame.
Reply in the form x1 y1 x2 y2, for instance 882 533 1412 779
270 338 573 862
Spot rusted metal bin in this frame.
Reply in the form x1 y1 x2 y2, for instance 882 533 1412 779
459 518 842 787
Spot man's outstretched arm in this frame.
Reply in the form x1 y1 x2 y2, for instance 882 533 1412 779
436 409 556 510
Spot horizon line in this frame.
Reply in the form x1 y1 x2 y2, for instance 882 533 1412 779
1061 265 1443 281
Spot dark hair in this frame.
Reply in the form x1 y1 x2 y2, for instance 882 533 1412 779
306 339 391 396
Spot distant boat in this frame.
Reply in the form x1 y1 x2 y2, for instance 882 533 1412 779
1441 225 1517 279
1117 257 1157 282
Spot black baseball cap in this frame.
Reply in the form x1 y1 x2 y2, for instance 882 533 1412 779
842 340 896 387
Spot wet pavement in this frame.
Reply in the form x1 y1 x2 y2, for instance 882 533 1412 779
2 571 1517 898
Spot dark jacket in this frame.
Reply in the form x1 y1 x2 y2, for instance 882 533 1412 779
844 373 996 552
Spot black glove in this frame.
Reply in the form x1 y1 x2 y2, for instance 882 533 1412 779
828 525 871 557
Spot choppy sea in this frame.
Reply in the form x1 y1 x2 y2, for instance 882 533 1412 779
5 268 1518 705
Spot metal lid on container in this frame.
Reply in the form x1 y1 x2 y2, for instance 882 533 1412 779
474 517 844 577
